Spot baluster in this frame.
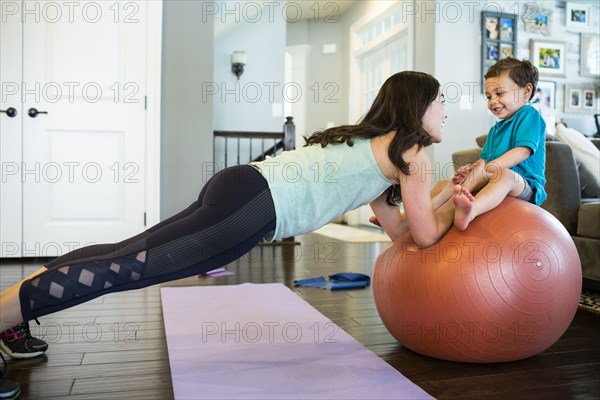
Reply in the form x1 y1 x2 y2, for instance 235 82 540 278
249 138 253 163
224 137 228 168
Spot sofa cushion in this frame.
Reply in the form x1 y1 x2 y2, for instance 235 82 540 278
543 142 580 234
577 202 600 239
452 148 481 169
579 160 600 198
555 124 600 183
475 135 488 148
574 236 600 284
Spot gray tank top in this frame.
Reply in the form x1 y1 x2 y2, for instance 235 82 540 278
253 138 393 241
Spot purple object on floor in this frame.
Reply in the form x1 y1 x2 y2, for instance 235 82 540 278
161 283 433 399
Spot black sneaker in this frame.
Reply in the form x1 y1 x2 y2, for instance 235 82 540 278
0 353 21 399
0 322 48 359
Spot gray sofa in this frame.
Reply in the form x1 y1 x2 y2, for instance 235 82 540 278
452 135 600 289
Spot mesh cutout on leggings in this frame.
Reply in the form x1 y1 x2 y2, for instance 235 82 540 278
24 251 145 315
144 189 275 279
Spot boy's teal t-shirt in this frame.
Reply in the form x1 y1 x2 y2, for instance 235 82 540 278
480 105 547 205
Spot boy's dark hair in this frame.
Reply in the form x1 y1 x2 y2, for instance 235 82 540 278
484 57 539 100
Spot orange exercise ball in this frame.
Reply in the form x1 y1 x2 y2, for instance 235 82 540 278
373 197 582 363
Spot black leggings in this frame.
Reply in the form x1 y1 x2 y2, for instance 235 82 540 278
19 165 276 321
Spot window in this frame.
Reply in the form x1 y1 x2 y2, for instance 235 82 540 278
358 6 405 47
353 2 412 116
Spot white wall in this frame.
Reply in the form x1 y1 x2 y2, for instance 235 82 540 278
286 18 348 138
161 1 214 219
213 13 286 132
210 9 287 168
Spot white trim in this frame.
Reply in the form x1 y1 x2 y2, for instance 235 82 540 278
354 25 409 59
348 1 414 123
350 1 398 34
145 1 163 227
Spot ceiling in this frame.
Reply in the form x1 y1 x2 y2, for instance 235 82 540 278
292 0 358 20
214 1 358 38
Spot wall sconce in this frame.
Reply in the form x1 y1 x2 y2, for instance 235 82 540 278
231 51 247 80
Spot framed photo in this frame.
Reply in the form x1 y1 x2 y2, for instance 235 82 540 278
580 34 600 77
566 2 592 31
485 16 499 39
481 11 518 92
570 89 582 108
533 80 556 110
499 18 514 41
530 39 566 77
486 42 499 61
564 84 599 114
522 4 553 36
583 90 595 110
500 44 514 59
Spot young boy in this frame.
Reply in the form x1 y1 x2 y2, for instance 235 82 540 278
453 57 547 230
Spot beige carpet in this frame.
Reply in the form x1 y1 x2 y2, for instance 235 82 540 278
313 223 391 243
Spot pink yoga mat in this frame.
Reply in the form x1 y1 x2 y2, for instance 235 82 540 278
161 283 433 400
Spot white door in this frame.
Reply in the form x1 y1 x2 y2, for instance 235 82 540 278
1 1 151 257
0 1 24 256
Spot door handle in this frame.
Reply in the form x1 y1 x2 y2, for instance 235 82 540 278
0 107 17 118
28 108 48 118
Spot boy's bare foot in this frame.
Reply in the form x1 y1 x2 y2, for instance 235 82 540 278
453 185 476 231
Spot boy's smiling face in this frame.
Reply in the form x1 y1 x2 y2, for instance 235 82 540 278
484 72 533 120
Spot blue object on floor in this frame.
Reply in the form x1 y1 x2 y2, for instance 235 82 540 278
293 273 370 290
329 272 371 285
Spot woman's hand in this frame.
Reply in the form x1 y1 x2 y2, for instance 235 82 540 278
458 159 489 194
369 216 382 227
369 191 408 241
452 164 472 184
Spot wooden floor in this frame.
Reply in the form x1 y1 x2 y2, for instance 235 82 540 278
1 233 599 400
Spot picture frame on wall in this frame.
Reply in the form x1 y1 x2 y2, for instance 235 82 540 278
534 80 556 110
481 11 518 91
564 84 599 114
522 4 553 36
580 33 600 77
565 2 592 31
530 39 566 77
500 43 514 59
570 89 582 109
583 90 595 110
